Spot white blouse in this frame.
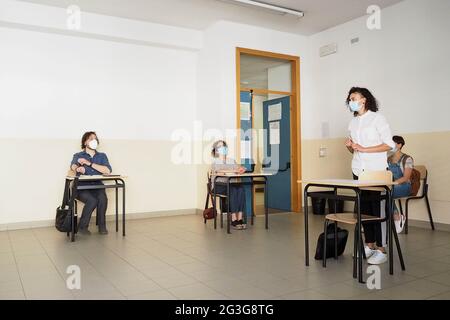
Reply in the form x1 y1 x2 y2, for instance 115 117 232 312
348 111 395 176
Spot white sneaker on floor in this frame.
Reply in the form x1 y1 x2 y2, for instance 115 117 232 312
367 249 388 265
353 246 376 259
394 215 406 234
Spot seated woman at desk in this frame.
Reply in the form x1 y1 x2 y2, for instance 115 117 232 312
211 140 247 230
345 87 396 265
388 135 414 233
70 131 112 235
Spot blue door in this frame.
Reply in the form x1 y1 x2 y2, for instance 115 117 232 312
263 96 291 211
240 91 253 219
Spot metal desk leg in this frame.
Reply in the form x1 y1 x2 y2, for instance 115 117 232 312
391 194 406 271
247 178 252 226
213 182 217 229
227 178 231 234
388 189 394 275
264 176 268 230
115 185 119 233
304 186 309 266
122 182 126 237
356 189 364 283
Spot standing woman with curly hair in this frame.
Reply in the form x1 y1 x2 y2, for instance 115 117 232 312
345 87 396 265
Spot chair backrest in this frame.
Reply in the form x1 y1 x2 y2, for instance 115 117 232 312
414 165 427 181
414 165 428 196
359 170 393 183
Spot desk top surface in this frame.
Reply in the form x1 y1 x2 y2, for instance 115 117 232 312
298 179 396 187
215 172 273 178
66 175 126 181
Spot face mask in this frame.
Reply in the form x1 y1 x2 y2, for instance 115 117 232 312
349 100 362 112
217 146 228 156
88 139 98 150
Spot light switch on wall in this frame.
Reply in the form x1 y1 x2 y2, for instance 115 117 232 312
319 147 327 157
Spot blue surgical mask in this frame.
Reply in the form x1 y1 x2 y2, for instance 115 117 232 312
349 100 362 112
217 146 228 156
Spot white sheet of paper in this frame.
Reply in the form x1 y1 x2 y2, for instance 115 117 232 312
240 140 252 159
240 102 251 121
269 121 280 145
268 103 282 121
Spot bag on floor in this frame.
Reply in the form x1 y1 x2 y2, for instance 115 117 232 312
203 184 217 220
55 206 73 232
314 223 349 260
55 180 74 232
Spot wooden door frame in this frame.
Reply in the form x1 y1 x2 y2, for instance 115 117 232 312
236 47 302 213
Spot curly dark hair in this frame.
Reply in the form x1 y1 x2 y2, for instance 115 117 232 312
346 87 379 116
81 131 99 149
211 140 227 158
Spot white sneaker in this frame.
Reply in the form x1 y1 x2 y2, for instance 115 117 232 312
394 215 406 234
353 246 376 259
367 249 388 265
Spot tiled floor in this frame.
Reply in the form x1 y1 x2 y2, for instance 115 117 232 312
1 213 450 300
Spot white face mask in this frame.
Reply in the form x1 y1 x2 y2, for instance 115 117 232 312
88 139 98 150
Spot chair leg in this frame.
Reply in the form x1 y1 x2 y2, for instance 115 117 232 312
398 199 404 216
323 219 329 268
425 194 435 231
405 199 409 234
220 199 224 229
360 229 366 260
334 222 338 260
391 217 406 271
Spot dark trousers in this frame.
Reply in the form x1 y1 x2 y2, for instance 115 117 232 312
77 189 108 230
353 174 384 247
213 184 246 214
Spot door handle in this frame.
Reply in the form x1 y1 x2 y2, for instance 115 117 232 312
262 161 290 172
279 162 291 172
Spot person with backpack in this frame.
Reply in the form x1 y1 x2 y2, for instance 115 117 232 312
388 135 417 233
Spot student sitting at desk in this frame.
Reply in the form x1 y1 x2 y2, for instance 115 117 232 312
70 131 112 235
211 140 247 230
388 135 414 234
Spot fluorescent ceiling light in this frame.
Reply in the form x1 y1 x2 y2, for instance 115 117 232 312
222 0 304 18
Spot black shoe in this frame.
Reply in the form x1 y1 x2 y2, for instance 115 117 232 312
98 228 109 235
78 228 91 235
231 220 242 230
238 219 247 229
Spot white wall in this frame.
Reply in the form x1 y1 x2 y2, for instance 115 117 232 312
0 0 202 226
0 27 198 140
305 0 450 140
196 20 309 134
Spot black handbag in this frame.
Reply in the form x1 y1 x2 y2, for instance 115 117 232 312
55 178 76 232
55 206 73 232
314 223 349 260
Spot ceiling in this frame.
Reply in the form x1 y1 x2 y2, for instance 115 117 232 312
240 54 289 89
19 0 404 36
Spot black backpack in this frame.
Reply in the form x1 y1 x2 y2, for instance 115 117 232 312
314 223 349 260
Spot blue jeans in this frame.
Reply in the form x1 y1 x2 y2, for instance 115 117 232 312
389 162 411 213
